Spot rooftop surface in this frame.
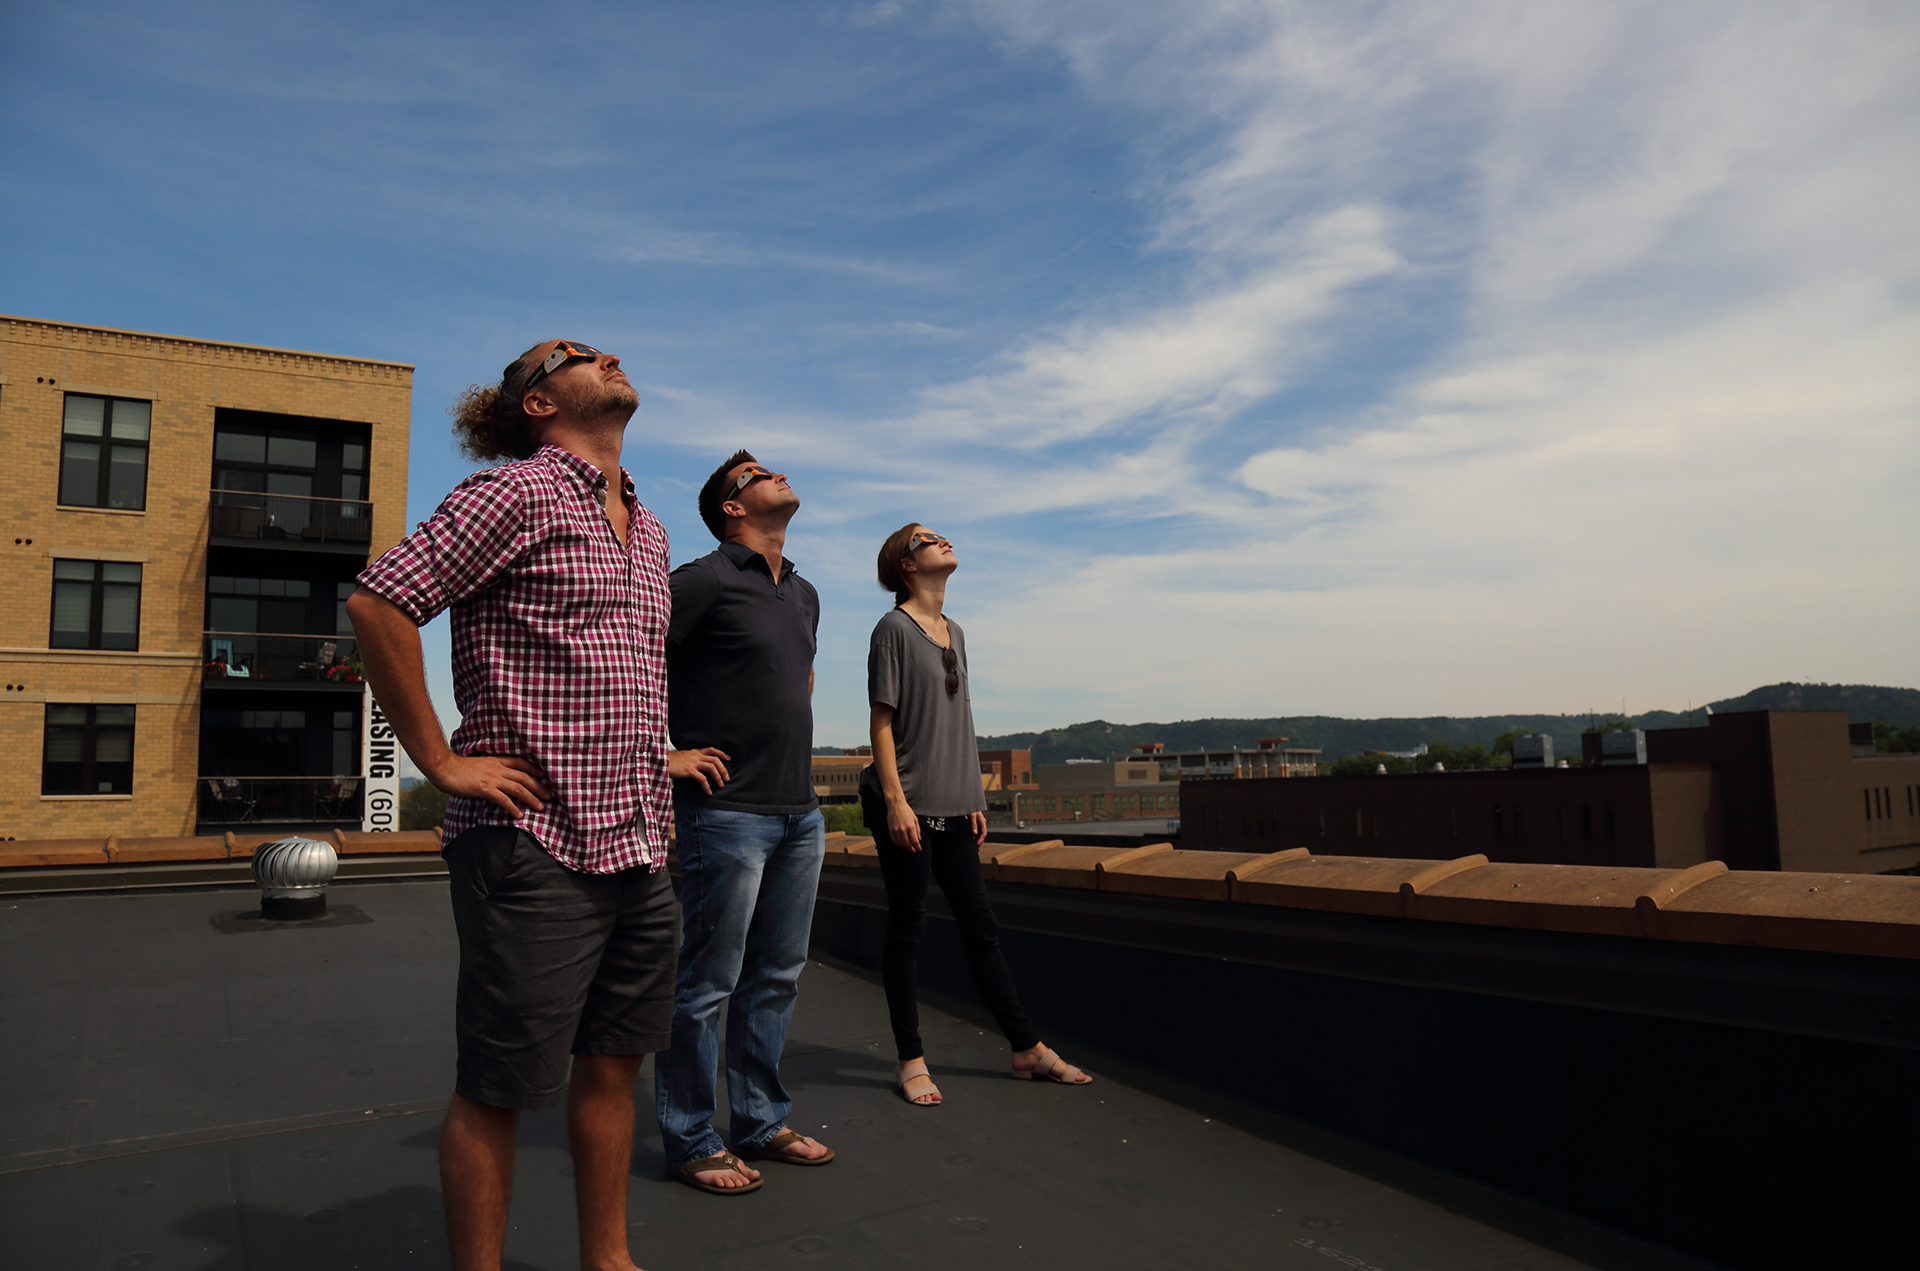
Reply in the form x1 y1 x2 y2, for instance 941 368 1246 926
1 878 1716 1271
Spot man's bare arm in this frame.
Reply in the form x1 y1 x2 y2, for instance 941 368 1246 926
346 587 551 819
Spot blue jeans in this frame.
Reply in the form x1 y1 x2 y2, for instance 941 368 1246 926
655 801 825 1166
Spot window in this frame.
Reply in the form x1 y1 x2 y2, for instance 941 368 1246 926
333 710 357 774
58 395 151 510
43 704 136 794
207 574 312 633
213 424 369 535
199 708 311 775
340 442 368 502
50 561 142 650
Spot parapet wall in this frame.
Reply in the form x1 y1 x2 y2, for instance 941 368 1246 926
5 827 1913 962
0 829 441 868
821 833 1920 960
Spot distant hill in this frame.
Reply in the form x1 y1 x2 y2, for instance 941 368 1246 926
967 682 1920 766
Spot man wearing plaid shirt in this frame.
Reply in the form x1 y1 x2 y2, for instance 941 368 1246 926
350 339 727 1271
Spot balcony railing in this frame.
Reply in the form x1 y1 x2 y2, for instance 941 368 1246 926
209 490 372 547
203 632 362 684
198 775 365 825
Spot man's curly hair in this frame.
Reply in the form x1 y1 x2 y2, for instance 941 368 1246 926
448 342 549 462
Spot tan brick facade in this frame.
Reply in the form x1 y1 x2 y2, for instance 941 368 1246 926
0 315 411 839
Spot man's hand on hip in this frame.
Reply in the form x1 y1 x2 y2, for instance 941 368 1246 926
430 754 552 819
668 747 731 794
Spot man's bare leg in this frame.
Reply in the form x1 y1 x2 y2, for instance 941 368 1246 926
569 1054 646 1271
441 1094 520 1271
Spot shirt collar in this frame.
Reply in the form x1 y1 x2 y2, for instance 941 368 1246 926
538 443 633 500
718 537 795 579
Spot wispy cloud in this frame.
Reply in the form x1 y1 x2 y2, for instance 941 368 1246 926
5 0 1914 739
918 0 1920 720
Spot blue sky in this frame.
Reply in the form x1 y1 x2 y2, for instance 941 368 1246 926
5 1 1916 749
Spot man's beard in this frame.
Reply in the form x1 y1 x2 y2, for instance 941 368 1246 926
562 375 640 425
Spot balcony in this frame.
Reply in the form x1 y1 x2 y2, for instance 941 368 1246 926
197 774 364 825
209 489 373 553
202 631 363 688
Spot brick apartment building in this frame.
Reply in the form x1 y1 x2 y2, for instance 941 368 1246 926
1177 710 1920 874
988 758 1181 827
0 315 411 840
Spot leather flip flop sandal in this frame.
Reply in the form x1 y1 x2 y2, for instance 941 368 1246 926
667 1150 763 1195
734 1127 834 1166
1012 1043 1092 1085
897 1060 942 1106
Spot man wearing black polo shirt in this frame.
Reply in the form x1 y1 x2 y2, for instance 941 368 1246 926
656 451 833 1193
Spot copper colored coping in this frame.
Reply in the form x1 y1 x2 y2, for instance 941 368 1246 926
1098 849 1273 902
989 846 1115 889
822 843 1920 962
0 839 111 869
821 833 879 869
1228 855 1458 918
0 830 443 868
1404 863 1657 938
1648 870 1920 959
983 840 1065 878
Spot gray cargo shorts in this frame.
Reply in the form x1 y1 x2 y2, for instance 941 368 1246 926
445 826 679 1111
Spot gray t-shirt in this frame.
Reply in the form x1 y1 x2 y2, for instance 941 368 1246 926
863 608 986 817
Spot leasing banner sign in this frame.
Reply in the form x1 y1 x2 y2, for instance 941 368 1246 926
362 687 400 833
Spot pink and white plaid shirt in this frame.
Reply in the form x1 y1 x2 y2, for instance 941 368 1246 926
358 444 672 873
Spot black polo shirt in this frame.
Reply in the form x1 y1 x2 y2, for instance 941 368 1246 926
666 539 820 813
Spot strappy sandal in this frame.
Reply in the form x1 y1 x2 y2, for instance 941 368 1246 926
1012 1043 1092 1085
734 1127 834 1166
896 1059 942 1106
666 1150 763 1195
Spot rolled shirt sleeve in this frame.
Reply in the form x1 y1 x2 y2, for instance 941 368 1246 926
357 470 532 626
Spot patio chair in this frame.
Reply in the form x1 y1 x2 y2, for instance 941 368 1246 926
204 778 256 822
318 776 360 819
300 641 337 680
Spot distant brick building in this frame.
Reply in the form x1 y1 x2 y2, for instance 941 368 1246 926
812 753 871 805
991 759 1179 827
1177 710 1920 874
0 315 412 840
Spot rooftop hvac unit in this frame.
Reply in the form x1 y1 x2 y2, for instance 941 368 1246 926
1512 734 1554 768
1600 729 1647 766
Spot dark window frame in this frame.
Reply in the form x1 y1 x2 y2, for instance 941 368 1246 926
58 394 152 511
211 422 368 502
49 559 143 651
42 703 136 795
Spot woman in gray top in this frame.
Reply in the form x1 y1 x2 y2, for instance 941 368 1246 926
861 523 1093 1105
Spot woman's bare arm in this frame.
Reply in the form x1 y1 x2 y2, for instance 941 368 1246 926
869 703 921 851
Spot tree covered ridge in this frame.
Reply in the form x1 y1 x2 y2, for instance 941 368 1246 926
970 682 1920 767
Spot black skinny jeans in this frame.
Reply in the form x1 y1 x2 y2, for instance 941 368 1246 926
867 815 1040 1062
